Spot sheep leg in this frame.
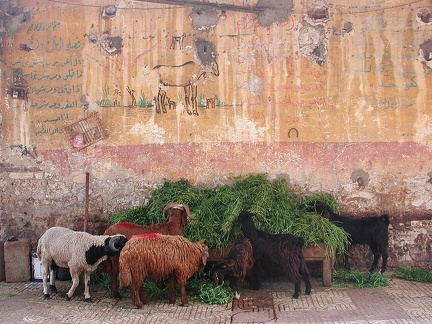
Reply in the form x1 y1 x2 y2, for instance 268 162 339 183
41 261 51 299
138 284 148 305
250 264 263 290
369 252 380 273
110 273 121 299
380 252 388 273
343 251 351 271
131 281 144 309
49 269 57 293
65 272 80 300
232 278 241 300
292 281 301 299
301 262 312 295
167 275 176 304
178 279 188 306
109 256 121 299
83 271 92 302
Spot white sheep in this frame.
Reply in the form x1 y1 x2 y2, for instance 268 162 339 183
36 226 127 302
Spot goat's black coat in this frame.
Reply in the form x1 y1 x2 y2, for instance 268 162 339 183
310 200 389 273
237 211 312 299
210 237 254 299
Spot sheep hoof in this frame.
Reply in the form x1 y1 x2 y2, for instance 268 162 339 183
234 292 241 300
84 298 92 303
292 293 300 299
113 292 122 299
65 295 71 301
50 285 57 293
305 289 312 295
43 294 51 300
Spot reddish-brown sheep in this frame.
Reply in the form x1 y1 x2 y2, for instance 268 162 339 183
99 203 196 298
210 237 254 300
119 233 209 308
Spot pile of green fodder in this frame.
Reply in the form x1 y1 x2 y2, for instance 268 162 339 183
109 174 349 258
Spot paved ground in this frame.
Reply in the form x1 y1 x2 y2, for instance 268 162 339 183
0 273 431 324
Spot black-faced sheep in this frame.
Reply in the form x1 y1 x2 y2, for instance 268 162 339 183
210 237 254 300
310 200 389 273
100 203 196 298
118 233 208 308
36 226 127 302
237 211 312 299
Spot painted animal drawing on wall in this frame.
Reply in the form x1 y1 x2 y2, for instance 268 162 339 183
153 38 219 115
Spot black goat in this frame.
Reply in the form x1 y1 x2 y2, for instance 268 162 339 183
237 211 312 299
310 201 389 273
210 237 254 300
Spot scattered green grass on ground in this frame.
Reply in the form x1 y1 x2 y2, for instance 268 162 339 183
91 272 233 305
395 266 432 283
331 269 388 288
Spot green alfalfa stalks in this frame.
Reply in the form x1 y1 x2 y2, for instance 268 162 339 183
108 174 349 255
187 278 233 305
332 269 388 288
395 266 432 283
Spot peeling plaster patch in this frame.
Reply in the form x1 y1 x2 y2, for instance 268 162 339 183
332 21 353 36
304 0 329 26
255 0 293 27
241 74 262 104
129 123 166 145
405 175 432 209
230 118 266 142
416 8 432 24
392 220 431 264
102 5 117 19
86 31 122 55
91 161 131 181
0 0 31 54
195 38 217 69
189 7 219 30
418 40 432 69
298 0 329 66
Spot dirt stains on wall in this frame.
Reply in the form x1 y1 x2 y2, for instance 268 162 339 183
0 0 31 54
189 7 219 30
256 0 294 26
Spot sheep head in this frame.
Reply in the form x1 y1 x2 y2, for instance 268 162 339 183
106 234 128 255
163 202 197 225
311 201 332 219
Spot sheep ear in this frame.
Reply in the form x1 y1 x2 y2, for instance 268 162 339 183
199 239 206 244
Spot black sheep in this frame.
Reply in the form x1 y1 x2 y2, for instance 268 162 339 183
237 211 312 299
310 200 389 273
210 237 254 300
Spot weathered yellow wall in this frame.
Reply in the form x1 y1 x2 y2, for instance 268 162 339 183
0 0 431 268
3 0 431 147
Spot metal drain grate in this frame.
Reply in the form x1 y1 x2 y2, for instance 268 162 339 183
231 292 276 323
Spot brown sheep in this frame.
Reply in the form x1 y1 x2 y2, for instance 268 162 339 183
210 237 254 300
119 233 209 308
99 203 196 298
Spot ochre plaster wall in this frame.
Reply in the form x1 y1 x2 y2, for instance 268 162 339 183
0 0 431 269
